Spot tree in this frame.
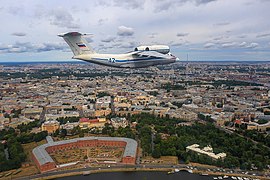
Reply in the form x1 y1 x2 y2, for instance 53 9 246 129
152 146 161 158
79 131 84 137
59 129 67 138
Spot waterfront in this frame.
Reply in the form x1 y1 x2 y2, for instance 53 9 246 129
57 171 227 180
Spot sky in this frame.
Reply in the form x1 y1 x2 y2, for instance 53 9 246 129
0 0 270 62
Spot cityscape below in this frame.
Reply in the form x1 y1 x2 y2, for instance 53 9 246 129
0 61 270 180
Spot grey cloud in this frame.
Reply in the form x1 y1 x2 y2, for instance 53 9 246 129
221 42 237 48
0 42 68 53
171 42 183 47
8 6 24 15
238 35 247 38
118 41 137 48
33 4 47 19
148 33 158 38
246 42 259 49
49 8 80 29
95 0 111 7
204 43 215 48
113 0 145 9
176 32 189 37
36 42 68 52
97 18 108 25
117 26 134 36
0 44 11 51
214 22 230 26
33 6 80 29
239 42 247 47
154 0 217 12
239 42 259 49
11 32 26 37
256 33 270 38
101 36 116 43
212 35 230 42
195 0 217 5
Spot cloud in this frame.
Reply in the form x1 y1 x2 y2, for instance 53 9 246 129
148 33 158 39
118 41 137 48
0 42 67 53
195 0 217 5
8 6 24 16
221 42 237 48
154 0 217 12
113 0 145 9
256 33 270 38
176 32 189 37
49 8 80 29
239 42 247 47
11 32 26 37
214 22 230 26
238 35 247 38
36 42 68 52
204 43 215 48
171 42 183 47
101 36 116 43
239 42 259 49
117 26 134 36
97 18 108 25
246 42 259 49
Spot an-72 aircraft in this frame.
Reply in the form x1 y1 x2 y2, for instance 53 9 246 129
58 32 178 68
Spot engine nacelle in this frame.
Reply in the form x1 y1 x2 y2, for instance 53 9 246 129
134 45 170 54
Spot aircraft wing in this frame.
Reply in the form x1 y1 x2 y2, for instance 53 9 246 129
132 50 168 58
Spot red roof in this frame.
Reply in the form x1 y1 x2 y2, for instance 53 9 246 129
89 119 99 123
79 118 99 123
79 118 90 123
234 119 242 125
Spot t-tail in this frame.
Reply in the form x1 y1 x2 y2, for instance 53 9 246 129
58 32 95 56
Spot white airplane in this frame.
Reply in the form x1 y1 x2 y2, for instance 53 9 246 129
58 32 178 68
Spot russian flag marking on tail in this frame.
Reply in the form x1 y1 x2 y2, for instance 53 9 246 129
76 43 86 48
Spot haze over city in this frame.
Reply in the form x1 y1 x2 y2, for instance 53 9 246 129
0 0 270 62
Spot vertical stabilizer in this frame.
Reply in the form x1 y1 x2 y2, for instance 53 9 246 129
58 32 95 56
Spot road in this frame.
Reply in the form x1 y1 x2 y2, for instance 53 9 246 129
17 163 268 180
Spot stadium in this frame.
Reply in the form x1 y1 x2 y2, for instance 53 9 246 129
32 136 137 172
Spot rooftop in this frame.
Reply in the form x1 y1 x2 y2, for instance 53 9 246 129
32 136 137 166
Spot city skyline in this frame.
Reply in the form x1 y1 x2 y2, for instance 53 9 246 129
0 0 270 62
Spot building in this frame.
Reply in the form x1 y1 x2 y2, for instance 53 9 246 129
60 122 79 135
41 120 60 133
79 117 106 129
247 121 270 132
186 144 226 160
32 136 137 172
111 117 128 129
22 107 43 119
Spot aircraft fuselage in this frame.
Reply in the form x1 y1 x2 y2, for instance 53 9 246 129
74 51 177 68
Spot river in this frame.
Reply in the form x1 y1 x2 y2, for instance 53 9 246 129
56 171 233 180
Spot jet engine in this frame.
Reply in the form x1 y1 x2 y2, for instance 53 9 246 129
134 45 170 54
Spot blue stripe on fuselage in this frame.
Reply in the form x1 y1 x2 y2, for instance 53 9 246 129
91 57 164 63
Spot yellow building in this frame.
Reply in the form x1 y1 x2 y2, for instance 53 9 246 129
94 109 111 117
41 120 60 133
79 117 106 129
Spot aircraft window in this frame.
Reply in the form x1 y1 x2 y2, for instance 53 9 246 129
142 55 148 57
145 47 149 51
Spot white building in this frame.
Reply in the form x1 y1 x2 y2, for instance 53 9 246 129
111 117 128 129
186 144 226 160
